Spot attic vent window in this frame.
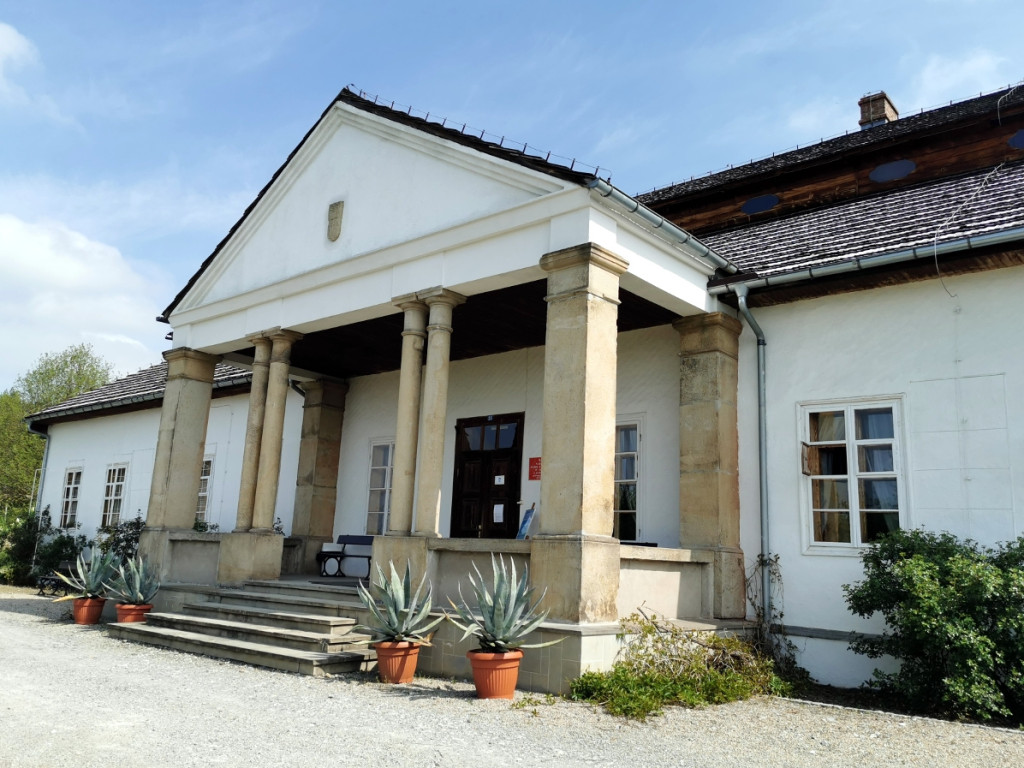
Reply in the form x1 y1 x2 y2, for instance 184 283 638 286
869 159 916 183
741 194 780 215
1010 130 1024 150
327 200 344 242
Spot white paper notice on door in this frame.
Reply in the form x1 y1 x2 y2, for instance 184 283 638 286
493 504 504 523
494 475 505 485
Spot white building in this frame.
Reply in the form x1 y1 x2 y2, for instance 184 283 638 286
28 85 1024 688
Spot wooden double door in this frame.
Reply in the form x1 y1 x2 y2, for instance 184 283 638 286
450 412 524 539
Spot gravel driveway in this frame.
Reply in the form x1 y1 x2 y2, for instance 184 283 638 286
1 586 1021 768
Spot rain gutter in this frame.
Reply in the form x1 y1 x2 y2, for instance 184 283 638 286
708 226 1024 295
587 178 739 275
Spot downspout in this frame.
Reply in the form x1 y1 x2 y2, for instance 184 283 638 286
25 420 51 570
732 285 771 628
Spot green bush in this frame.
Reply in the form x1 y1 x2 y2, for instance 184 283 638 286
569 611 786 720
844 529 1024 723
97 513 145 563
0 507 40 585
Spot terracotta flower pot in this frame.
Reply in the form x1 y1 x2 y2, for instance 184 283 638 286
467 649 524 699
116 603 153 623
374 641 421 684
71 597 106 625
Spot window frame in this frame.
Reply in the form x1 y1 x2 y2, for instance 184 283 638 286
61 468 83 528
614 415 643 542
800 397 906 553
101 463 129 529
365 439 395 536
195 456 214 523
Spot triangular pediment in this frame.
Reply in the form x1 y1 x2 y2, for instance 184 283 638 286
173 99 580 315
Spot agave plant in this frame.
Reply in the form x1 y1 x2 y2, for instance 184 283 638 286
355 561 444 644
54 550 118 601
447 553 563 653
105 555 161 605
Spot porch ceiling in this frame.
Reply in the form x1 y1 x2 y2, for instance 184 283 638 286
231 279 679 379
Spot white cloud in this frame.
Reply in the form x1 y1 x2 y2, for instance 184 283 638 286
0 214 169 391
0 22 37 103
0 22 72 124
0 170 252 249
908 51 1012 110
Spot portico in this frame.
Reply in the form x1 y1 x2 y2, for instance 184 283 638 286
142 87 746 687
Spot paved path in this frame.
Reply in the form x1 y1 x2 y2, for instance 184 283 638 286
1 587 1022 767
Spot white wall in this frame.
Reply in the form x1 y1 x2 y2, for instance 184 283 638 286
736 266 1024 684
38 389 304 539
332 326 683 545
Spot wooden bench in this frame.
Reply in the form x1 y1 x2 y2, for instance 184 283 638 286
315 535 373 578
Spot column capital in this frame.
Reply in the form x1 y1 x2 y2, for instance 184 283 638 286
392 297 429 338
672 312 742 357
417 286 467 308
162 347 220 383
540 242 629 277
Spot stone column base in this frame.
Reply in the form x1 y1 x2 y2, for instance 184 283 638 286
529 535 621 624
371 536 436 585
217 531 284 585
285 534 334 575
139 528 173 583
713 547 747 619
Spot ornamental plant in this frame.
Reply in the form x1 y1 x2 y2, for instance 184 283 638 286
355 561 444 644
446 553 562 653
844 528 1024 723
105 555 161 605
54 549 118 600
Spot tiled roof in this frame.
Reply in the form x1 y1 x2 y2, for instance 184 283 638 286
161 86 598 320
703 159 1024 278
639 85 1024 204
26 362 250 425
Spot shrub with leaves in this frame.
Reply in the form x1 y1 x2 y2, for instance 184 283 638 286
844 529 1024 723
0 507 39 585
570 610 785 720
97 513 145 563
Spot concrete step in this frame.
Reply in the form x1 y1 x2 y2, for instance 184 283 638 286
244 579 361 601
144 612 371 654
183 602 362 636
206 588 363 617
108 622 369 677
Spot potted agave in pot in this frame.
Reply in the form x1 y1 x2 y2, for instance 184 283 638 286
106 555 161 623
447 554 562 699
54 550 118 625
355 561 444 684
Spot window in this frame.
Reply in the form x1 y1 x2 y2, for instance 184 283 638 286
803 401 902 546
102 464 128 528
196 457 214 522
614 423 639 541
61 469 82 528
366 441 394 535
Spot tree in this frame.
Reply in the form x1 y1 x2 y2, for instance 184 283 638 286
15 343 114 414
0 344 114 510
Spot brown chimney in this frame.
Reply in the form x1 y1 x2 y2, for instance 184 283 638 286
858 92 899 129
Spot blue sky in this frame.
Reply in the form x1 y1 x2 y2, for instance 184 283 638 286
1 0 1023 392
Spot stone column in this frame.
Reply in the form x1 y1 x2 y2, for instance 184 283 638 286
531 242 627 624
388 298 428 535
673 313 745 618
234 335 272 532
290 378 348 573
412 288 465 537
145 348 219 530
252 329 303 532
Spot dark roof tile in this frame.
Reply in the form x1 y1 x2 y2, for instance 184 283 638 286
703 160 1024 277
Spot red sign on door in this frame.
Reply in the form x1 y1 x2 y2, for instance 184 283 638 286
528 457 542 481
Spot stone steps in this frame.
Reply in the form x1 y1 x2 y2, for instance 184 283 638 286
143 612 371 654
183 602 360 636
108 580 375 677
108 622 368 676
